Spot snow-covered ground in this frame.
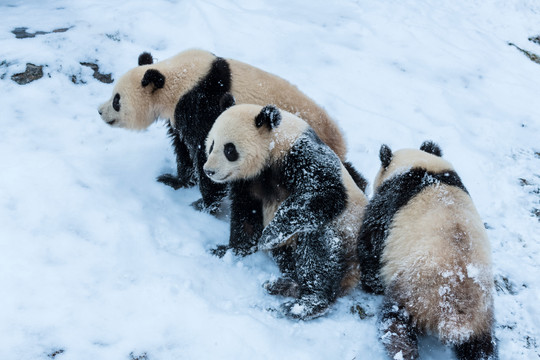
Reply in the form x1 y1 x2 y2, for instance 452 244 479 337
1 0 539 359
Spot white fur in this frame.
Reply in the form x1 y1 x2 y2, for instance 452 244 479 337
376 148 494 344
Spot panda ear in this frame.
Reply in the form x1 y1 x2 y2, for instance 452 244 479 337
219 93 236 112
420 140 442 157
138 52 154 66
379 144 393 168
255 105 281 130
141 69 165 91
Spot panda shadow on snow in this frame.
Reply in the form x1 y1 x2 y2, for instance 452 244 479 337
98 49 364 214
358 141 498 360
203 95 368 320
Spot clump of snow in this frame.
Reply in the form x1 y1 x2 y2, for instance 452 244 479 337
1 0 539 359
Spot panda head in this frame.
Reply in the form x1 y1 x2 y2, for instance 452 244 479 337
203 98 284 183
373 141 454 190
98 52 166 130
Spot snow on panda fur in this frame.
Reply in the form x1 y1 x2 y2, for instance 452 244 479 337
358 141 497 360
98 49 351 212
203 99 368 320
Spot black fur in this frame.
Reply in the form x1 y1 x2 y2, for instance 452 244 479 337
380 144 393 168
160 57 232 211
141 69 165 91
379 294 420 360
156 122 196 189
420 140 443 157
138 52 154 66
343 161 368 193
258 130 347 248
255 105 281 129
219 92 236 112
223 128 348 319
358 168 468 294
454 331 498 360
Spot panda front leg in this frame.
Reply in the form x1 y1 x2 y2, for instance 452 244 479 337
211 182 262 258
280 229 344 320
264 244 300 298
157 123 196 189
454 329 498 360
192 149 228 214
379 292 419 360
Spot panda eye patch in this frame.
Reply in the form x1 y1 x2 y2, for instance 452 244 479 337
113 93 121 112
209 141 214 154
224 143 238 162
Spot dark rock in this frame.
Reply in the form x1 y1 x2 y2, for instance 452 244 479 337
80 62 113 83
12 26 70 39
495 275 518 295
519 178 531 186
529 35 540 46
350 304 374 320
11 63 44 84
130 352 148 360
508 42 540 65
48 349 65 358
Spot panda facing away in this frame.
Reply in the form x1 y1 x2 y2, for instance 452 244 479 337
357 142 497 360
203 99 368 320
98 49 355 212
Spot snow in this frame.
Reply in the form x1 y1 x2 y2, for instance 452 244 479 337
1 0 539 359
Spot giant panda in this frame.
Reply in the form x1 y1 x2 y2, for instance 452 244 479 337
202 99 368 320
98 49 354 212
357 141 496 360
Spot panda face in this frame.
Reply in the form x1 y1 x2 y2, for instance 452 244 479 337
203 105 274 183
98 70 151 129
373 143 454 191
98 67 164 130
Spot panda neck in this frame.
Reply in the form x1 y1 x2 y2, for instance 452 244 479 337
269 115 309 161
144 56 215 124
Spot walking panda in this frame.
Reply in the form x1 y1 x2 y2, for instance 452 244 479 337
358 141 497 359
98 49 355 212
203 99 368 319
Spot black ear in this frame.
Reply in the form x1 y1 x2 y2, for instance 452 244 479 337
138 52 154 66
141 69 165 91
255 105 281 130
379 144 393 168
420 140 442 157
219 93 236 112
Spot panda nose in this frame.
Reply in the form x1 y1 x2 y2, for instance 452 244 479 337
204 169 215 177
98 109 103 116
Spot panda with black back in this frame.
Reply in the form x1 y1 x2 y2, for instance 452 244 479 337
203 96 368 320
98 49 357 213
358 141 497 359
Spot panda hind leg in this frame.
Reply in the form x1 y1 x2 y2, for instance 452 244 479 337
157 124 196 189
379 295 419 360
281 230 343 320
454 331 498 360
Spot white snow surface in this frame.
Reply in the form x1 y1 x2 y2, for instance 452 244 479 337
1 0 539 359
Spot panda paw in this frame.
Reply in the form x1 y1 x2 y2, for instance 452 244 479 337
190 198 221 215
280 295 330 320
263 277 300 298
157 173 196 190
210 244 230 258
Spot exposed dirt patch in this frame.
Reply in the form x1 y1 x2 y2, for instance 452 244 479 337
11 63 44 84
508 42 540 65
80 62 113 83
12 27 71 39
